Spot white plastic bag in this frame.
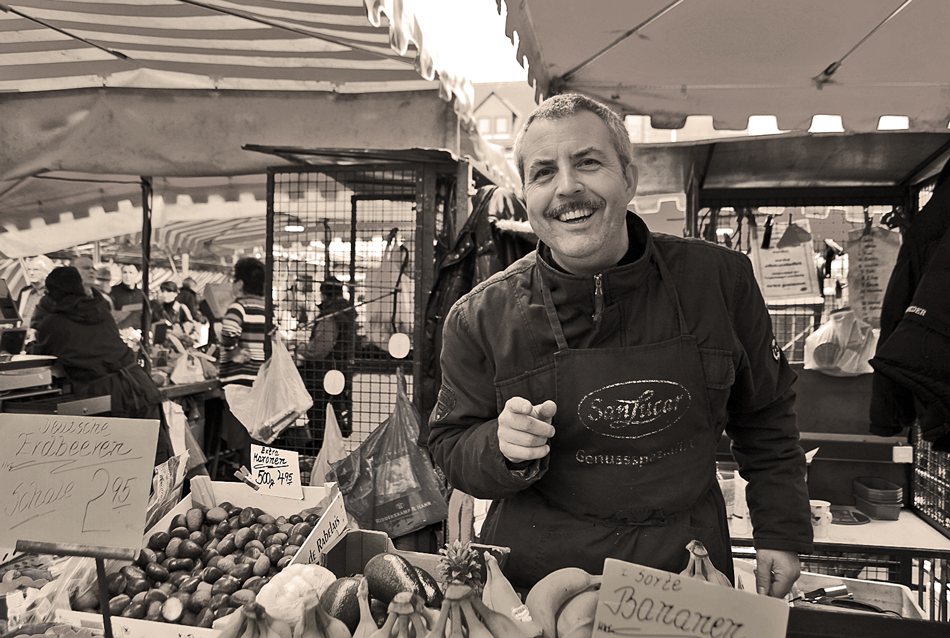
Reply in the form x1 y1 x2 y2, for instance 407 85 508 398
224 332 314 443
309 403 347 486
804 308 878 377
170 351 206 384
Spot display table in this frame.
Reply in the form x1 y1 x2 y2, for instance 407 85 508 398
730 507 950 622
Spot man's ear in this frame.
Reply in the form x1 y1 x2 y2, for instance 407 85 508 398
625 163 639 200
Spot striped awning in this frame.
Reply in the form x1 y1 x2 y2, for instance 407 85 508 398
0 0 474 120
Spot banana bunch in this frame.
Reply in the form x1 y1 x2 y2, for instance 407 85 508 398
481 552 543 638
297 595 354 638
371 592 430 638
679 540 732 587
426 583 527 638
217 602 289 638
524 568 601 638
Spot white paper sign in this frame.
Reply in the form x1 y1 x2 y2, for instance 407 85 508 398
250 444 303 500
749 240 820 302
0 414 158 550
291 491 348 565
594 558 788 638
846 226 901 329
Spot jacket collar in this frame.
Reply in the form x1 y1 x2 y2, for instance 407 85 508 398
537 212 657 306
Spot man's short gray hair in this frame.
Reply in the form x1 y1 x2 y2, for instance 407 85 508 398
513 94 634 184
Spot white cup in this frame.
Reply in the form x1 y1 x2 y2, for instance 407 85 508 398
810 499 832 539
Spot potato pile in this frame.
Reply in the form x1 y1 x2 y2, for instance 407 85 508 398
71 502 321 628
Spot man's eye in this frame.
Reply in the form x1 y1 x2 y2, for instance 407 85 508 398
579 158 599 167
531 168 553 180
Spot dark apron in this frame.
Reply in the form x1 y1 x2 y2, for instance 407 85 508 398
481 253 732 589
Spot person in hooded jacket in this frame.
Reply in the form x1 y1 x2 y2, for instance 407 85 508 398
30 266 172 465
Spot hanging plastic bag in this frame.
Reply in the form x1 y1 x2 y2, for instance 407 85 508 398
328 367 448 537
170 350 206 385
224 332 314 444
362 228 412 350
310 403 347 486
804 308 878 376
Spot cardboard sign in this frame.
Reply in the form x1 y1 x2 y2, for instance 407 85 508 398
594 558 788 638
292 491 348 565
250 444 304 500
749 240 820 302
0 414 159 550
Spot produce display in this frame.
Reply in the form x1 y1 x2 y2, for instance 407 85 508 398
69 501 324 627
210 537 608 638
679 540 733 587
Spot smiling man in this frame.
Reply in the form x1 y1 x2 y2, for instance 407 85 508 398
428 94 812 596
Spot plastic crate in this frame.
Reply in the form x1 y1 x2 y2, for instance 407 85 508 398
854 476 903 503
854 494 901 520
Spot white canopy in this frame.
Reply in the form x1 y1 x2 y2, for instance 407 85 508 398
0 0 518 257
503 0 950 133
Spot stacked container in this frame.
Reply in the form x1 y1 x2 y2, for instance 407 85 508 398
853 476 903 520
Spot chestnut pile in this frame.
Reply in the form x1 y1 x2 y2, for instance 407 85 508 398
70 502 322 628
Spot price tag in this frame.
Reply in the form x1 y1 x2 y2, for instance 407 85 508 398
0 414 159 550
250 444 304 500
594 558 788 638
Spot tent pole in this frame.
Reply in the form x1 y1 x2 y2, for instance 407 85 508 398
140 176 152 349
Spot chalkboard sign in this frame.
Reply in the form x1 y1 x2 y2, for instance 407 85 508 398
0 414 159 550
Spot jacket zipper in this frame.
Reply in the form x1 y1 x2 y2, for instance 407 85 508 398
592 273 604 326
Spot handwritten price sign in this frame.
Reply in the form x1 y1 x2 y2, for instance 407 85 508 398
593 558 788 638
250 445 303 500
0 414 159 549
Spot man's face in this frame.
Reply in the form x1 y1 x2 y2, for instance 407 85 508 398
72 258 97 287
121 265 138 286
25 260 47 284
520 110 638 275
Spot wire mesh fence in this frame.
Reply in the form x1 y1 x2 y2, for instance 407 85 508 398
268 166 422 458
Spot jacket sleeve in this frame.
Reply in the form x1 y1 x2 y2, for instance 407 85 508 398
427 298 546 500
725 256 814 555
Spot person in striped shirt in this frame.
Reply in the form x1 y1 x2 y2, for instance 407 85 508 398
218 257 267 468
219 257 266 384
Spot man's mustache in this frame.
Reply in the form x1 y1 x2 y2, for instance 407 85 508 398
546 198 603 219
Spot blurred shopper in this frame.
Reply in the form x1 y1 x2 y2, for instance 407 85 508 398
151 281 199 344
31 255 112 329
16 254 54 338
30 267 171 464
177 277 206 325
94 266 116 310
111 263 148 310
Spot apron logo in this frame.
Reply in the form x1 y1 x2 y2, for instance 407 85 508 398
770 337 781 361
577 380 690 439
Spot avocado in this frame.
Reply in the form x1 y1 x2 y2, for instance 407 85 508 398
363 552 425 604
320 576 362 633
413 566 443 608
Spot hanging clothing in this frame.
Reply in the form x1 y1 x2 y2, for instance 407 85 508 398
428 212 812 589
419 185 536 445
870 223 950 450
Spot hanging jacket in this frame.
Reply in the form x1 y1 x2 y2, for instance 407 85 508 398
870 223 950 450
418 185 536 445
870 162 950 437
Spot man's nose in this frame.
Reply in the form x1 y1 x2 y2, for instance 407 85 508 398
554 166 582 196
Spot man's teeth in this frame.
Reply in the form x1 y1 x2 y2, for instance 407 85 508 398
558 207 593 222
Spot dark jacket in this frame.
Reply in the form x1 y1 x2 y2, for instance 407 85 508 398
419 185 535 444
870 163 950 437
871 223 950 450
110 283 147 310
428 213 811 584
31 293 170 463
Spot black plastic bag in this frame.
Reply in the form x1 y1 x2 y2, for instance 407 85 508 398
328 367 448 536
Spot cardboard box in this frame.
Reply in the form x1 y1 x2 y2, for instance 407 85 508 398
321 529 509 581
734 559 925 620
57 481 349 638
